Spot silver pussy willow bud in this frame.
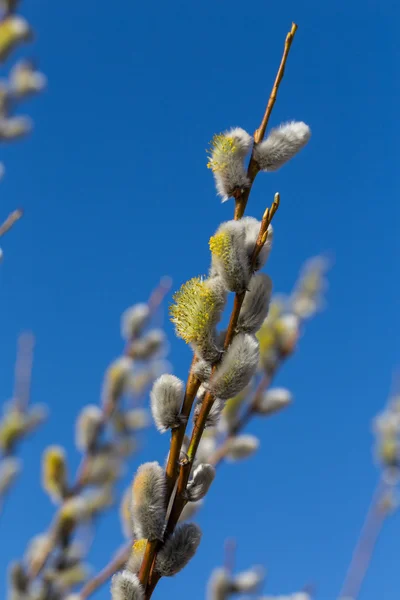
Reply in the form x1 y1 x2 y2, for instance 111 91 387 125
131 462 166 540
111 571 144 600
102 356 134 406
155 523 202 576
209 334 259 400
237 273 272 334
150 374 184 432
178 498 204 523
242 217 273 271
193 358 212 383
194 396 224 428
207 128 252 202
207 567 231 600
128 329 165 360
75 404 103 452
186 463 216 501
121 303 150 340
257 387 292 416
225 434 260 461
253 121 311 171
231 566 265 593
209 220 250 293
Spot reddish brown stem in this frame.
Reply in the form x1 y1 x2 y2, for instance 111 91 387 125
0 208 23 238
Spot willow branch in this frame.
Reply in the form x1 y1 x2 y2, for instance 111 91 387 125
0 208 23 238
79 542 131 600
338 478 390 600
234 23 297 220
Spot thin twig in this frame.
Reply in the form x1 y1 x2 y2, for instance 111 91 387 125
234 23 297 220
0 208 23 238
79 542 131 600
338 477 389 600
13 332 35 413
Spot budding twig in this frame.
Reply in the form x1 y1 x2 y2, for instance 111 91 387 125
0 208 23 238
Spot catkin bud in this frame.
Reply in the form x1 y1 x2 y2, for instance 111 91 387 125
155 523 202 576
193 358 212 383
126 538 147 574
237 274 272 334
123 408 150 430
0 16 32 62
75 405 103 452
0 116 32 141
9 60 46 98
0 457 20 495
170 276 226 361
232 567 264 592
178 499 204 523
42 446 67 502
207 567 231 600
150 374 184 432
225 434 260 461
121 303 150 340
131 462 166 540
257 388 292 416
209 220 251 293
209 334 259 400
274 314 300 353
194 396 224 429
103 357 134 406
207 128 252 201
186 463 216 501
242 217 273 271
128 329 165 360
253 121 311 171
111 571 144 600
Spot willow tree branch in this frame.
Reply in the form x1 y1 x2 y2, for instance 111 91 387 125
338 477 390 600
79 542 131 600
234 23 297 220
0 208 23 238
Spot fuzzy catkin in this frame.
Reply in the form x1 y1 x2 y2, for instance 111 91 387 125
75 405 103 452
209 334 259 400
150 374 184 432
155 523 202 576
254 121 311 171
186 464 216 501
111 571 144 600
121 303 150 340
209 220 250 293
237 273 272 334
131 462 166 540
207 128 252 202
226 434 260 461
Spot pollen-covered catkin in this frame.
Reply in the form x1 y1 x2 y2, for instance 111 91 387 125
150 374 184 432
170 276 226 361
126 539 147 574
209 220 250 293
0 16 32 62
237 273 272 334
209 334 259 400
131 462 166 540
186 464 215 501
155 523 202 576
253 121 311 171
75 405 103 452
111 570 144 600
42 446 67 502
207 128 252 202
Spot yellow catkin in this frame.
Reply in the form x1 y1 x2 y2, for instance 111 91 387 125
42 446 66 498
132 538 147 554
170 277 219 344
209 231 231 265
379 437 398 467
207 133 237 172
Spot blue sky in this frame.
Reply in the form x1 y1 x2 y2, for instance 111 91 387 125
0 0 399 598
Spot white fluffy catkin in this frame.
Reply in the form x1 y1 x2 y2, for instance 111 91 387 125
111 571 144 600
131 462 166 540
193 396 224 428
129 329 165 360
231 567 265 592
225 434 260 461
209 220 250 293
253 121 311 171
75 405 103 452
209 334 259 400
155 523 202 576
121 303 150 340
257 387 292 416
186 464 216 501
242 217 273 271
237 274 272 334
207 567 232 600
208 128 252 202
150 374 184 432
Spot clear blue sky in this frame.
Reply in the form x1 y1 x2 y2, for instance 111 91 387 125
1 0 399 598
